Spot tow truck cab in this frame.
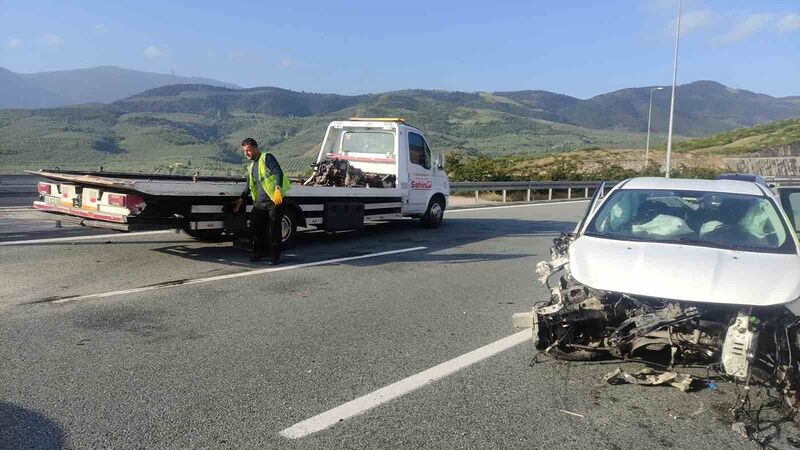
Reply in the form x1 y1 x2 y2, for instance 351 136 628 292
313 117 450 216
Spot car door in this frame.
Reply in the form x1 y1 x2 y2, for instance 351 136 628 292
778 187 800 235
407 131 433 212
575 181 606 234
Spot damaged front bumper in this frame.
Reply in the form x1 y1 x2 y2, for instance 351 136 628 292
514 232 800 419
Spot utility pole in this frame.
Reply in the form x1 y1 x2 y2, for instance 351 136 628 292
646 87 663 168
665 0 682 178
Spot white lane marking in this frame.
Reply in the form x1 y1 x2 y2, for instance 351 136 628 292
280 328 532 440
51 246 427 304
447 200 588 214
0 230 174 246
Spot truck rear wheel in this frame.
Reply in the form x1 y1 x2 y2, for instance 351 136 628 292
420 197 445 228
281 210 298 247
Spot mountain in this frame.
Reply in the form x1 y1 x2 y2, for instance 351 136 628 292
114 81 800 136
116 84 368 116
500 81 800 136
1 80 798 175
0 66 239 108
0 67 70 109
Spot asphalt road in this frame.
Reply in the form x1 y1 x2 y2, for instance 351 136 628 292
2 201 798 449
0 174 37 208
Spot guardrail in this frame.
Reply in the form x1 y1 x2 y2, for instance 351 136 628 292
450 180 613 203
451 176 800 203
766 176 800 186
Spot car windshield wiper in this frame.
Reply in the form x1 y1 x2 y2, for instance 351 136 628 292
671 236 772 252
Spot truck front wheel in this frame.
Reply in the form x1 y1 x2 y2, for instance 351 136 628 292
420 196 445 228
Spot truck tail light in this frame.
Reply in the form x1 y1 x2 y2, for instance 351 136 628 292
108 194 126 206
37 182 51 195
127 195 145 211
108 193 145 210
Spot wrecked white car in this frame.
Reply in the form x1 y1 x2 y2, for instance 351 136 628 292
530 177 800 400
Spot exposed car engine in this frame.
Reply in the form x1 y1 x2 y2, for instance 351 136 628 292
304 159 396 188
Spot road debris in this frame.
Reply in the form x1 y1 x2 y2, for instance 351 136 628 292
731 421 749 439
559 409 585 418
603 368 693 392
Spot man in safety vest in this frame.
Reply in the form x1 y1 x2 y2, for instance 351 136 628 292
233 137 291 264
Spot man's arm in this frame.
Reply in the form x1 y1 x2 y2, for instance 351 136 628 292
265 153 284 188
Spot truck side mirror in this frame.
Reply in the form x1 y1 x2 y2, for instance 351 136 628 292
436 153 444 170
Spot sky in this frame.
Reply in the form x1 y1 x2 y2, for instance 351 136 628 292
1 0 798 99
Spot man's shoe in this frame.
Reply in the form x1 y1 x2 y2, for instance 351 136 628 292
250 253 265 262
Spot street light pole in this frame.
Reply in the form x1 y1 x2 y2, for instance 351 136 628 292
665 0 682 178
645 87 663 168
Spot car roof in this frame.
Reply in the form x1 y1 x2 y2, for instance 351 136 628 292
620 177 767 196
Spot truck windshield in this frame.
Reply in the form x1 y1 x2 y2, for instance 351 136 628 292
323 127 395 156
584 189 796 254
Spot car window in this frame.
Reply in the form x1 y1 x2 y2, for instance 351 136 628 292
341 131 394 154
408 132 431 170
787 192 800 233
586 189 795 254
322 127 396 156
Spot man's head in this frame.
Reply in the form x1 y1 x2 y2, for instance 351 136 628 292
241 138 260 161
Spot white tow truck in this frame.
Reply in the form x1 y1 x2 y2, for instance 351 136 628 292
30 118 450 244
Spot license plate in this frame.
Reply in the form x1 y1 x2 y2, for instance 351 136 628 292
45 196 60 206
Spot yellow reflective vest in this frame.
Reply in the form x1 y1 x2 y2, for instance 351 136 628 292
247 153 291 202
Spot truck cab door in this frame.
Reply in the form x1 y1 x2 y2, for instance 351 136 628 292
778 187 800 236
406 131 434 213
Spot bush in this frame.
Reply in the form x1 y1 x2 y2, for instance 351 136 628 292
671 164 723 179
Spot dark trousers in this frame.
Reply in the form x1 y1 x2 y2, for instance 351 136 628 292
251 202 283 261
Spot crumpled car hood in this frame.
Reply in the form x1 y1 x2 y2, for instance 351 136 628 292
569 236 800 306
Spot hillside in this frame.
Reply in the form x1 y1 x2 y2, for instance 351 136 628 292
0 81 798 176
495 117 800 180
0 85 656 175
674 118 800 155
0 66 238 108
